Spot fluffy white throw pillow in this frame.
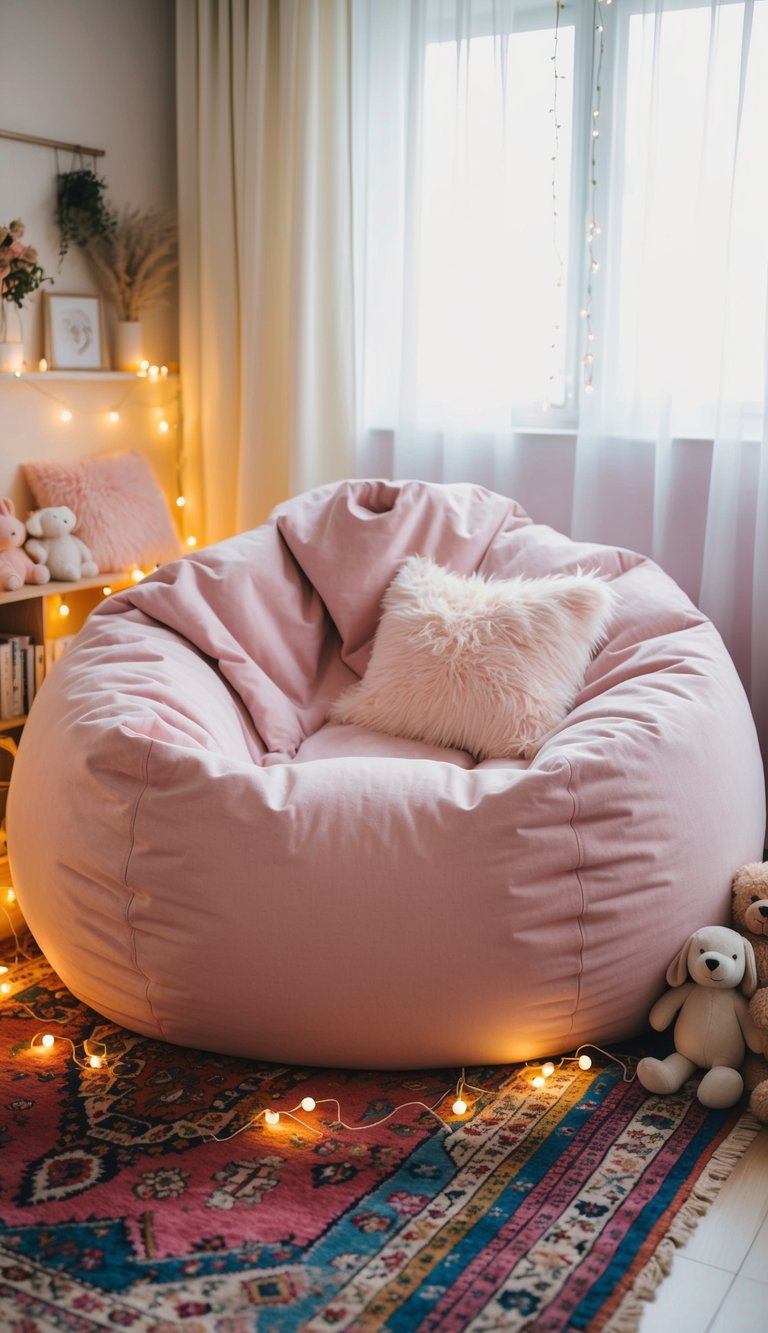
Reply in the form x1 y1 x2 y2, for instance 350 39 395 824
328 555 614 760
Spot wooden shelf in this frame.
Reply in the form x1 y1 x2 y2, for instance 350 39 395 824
0 572 131 606
0 372 178 382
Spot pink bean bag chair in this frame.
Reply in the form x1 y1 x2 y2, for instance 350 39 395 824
7 480 765 1068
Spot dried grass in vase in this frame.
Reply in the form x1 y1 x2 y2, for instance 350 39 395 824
85 205 177 321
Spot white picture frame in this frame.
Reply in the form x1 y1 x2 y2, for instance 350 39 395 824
43 292 108 371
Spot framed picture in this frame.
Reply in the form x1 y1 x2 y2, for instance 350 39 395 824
43 292 108 371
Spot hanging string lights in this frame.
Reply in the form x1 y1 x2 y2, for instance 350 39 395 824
582 0 611 396
0 943 636 1144
1 365 196 549
545 0 567 410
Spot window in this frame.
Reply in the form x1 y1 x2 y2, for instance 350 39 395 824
354 0 768 436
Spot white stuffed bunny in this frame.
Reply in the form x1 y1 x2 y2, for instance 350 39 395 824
25 506 98 581
637 925 761 1108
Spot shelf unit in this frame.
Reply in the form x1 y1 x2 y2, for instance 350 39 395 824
0 573 131 731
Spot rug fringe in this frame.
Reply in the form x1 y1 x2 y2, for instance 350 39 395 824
599 1110 762 1333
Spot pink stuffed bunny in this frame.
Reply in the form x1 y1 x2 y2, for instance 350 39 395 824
0 497 50 592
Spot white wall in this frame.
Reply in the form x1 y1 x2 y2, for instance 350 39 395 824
0 0 179 516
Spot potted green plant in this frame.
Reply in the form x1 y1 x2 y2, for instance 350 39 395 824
56 169 115 263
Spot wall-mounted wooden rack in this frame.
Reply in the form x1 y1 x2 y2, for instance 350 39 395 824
0 129 104 158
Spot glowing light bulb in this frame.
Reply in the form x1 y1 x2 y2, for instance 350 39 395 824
102 585 112 597
149 365 160 378
0 964 7 974
532 1075 546 1089
14 370 21 378
131 569 144 583
592 129 600 139
6 888 16 904
41 1033 55 1049
580 307 588 318
452 1098 467 1116
61 409 72 423
593 109 600 118
1 982 10 994
140 360 149 371
186 535 198 548
160 365 169 377
300 1096 316 1113
542 1062 556 1078
175 495 186 508
264 1109 280 1126
89 1054 103 1069
108 411 120 423
578 1054 593 1070
38 358 48 372
584 384 594 395
158 419 169 434
59 601 70 618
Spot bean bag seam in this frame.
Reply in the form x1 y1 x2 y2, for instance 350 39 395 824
564 754 586 1038
122 735 164 1037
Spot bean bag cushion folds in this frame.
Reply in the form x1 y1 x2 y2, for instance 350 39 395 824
7 480 766 1068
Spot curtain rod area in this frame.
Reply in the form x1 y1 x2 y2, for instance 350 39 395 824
0 128 105 158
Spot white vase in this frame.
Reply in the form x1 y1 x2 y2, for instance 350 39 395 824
0 303 24 373
0 340 23 373
115 320 143 372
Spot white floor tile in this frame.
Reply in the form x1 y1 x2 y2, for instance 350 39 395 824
637 1256 733 1333
683 1128 768 1272
707 1275 768 1332
742 1206 768 1286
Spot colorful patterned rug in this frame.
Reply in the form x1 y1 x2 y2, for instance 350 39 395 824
0 942 760 1332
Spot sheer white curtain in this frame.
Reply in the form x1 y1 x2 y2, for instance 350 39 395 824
571 0 768 765
353 0 768 780
176 0 355 543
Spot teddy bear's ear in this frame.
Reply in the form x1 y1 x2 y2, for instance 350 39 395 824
741 939 758 996
25 511 43 537
666 937 692 987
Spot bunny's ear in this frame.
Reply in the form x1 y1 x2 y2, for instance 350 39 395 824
25 511 43 537
666 937 693 987
0 498 13 516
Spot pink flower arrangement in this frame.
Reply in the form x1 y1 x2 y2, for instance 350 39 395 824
0 219 49 309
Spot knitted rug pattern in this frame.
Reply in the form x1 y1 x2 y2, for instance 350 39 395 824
0 946 760 1332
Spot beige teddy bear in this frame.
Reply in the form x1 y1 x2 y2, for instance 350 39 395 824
636 925 760 1108
730 862 768 1122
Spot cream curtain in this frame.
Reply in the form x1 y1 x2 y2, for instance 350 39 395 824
176 0 355 543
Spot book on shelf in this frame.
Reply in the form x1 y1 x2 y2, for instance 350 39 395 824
44 636 74 674
0 630 41 719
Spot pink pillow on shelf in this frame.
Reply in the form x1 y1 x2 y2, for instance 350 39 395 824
24 451 182 573
329 554 615 760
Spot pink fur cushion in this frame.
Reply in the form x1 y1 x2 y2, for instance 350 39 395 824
24 451 181 573
329 555 614 759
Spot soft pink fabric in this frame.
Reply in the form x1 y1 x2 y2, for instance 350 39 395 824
329 555 614 759
24 450 181 572
7 479 765 1068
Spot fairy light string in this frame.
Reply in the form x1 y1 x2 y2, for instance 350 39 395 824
0 366 196 548
582 0 612 395
0 951 637 1143
546 0 567 409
